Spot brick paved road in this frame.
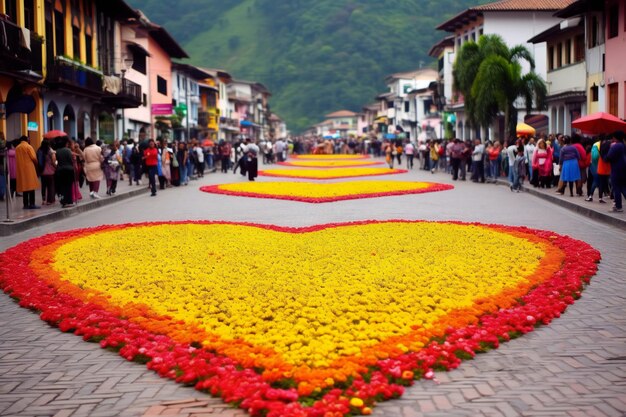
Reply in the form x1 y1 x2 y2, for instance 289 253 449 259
1 161 625 417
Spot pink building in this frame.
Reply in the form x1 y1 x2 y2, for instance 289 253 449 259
604 0 626 119
134 12 188 139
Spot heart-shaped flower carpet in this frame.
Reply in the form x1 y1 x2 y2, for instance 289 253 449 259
0 221 599 417
277 160 384 168
200 181 453 203
260 167 407 180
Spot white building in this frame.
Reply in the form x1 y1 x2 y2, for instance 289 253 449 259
171 64 211 141
436 0 574 141
529 18 586 135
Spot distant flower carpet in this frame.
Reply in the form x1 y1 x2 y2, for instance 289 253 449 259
277 160 383 168
291 154 370 160
260 167 407 179
0 220 600 417
201 181 453 203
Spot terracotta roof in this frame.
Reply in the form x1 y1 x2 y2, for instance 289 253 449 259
437 0 575 32
325 110 357 118
429 35 455 57
473 0 574 11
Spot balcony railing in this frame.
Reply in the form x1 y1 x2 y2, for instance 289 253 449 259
46 57 103 97
0 20 32 71
102 77 142 108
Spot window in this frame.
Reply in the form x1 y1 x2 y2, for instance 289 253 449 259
54 10 65 56
85 35 92 66
565 39 571 65
590 85 599 102
5 0 18 24
548 46 554 70
608 83 618 116
608 3 619 38
132 50 146 74
157 76 167 95
556 43 562 68
72 26 80 60
574 34 585 62
24 0 36 31
142 93 147 107
590 15 600 47
404 101 410 112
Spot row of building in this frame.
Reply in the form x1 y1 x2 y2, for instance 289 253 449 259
310 0 625 143
0 0 287 150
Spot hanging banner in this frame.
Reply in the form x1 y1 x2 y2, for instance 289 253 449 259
151 103 173 115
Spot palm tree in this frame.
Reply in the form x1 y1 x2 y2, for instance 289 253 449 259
453 34 547 140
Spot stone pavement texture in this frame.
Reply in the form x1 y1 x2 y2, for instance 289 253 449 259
0 158 625 417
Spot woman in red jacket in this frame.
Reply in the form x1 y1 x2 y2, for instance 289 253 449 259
143 139 159 197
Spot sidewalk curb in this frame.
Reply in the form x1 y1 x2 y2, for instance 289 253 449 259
0 187 148 237
495 179 626 231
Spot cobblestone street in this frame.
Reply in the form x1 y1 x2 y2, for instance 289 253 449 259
1 162 625 417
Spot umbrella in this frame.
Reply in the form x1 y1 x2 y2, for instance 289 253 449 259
516 122 535 136
572 112 626 134
202 139 214 147
43 130 68 139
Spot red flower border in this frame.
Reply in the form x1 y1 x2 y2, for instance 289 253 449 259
0 220 600 417
199 183 454 203
259 169 408 180
276 161 384 168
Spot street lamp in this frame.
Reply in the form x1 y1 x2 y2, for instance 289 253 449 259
120 55 134 140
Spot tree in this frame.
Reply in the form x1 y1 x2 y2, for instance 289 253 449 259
453 35 547 140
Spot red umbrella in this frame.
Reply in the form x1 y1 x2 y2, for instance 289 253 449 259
572 112 626 134
43 130 68 139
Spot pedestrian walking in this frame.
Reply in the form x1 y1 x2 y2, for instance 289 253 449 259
83 138 104 199
15 136 40 209
103 144 121 195
143 139 159 196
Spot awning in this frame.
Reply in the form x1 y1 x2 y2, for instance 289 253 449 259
126 41 151 57
221 126 240 132
240 120 260 128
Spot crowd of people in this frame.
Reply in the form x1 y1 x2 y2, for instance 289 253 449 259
375 131 626 213
1 130 625 213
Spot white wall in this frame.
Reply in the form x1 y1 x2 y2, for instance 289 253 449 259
483 11 561 80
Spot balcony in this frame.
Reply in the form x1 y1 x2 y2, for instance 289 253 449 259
102 77 142 108
0 19 43 74
46 57 103 98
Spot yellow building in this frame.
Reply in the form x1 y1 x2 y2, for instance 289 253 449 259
1 0 141 147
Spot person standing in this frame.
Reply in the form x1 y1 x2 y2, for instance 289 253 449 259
429 141 440 173
177 142 189 184
404 141 415 169
103 144 121 195
244 138 260 181
55 136 75 208
83 137 104 199
449 138 464 181
604 131 626 213
532 139 553 189
39 140 57 205
15 136 40 209
556 136 581 197
143 139 159 196
505 139 520 189
471 139 485 183
220 141 231 173
524 138 536 186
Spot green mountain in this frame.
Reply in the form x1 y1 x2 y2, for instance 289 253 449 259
126 0 486 133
